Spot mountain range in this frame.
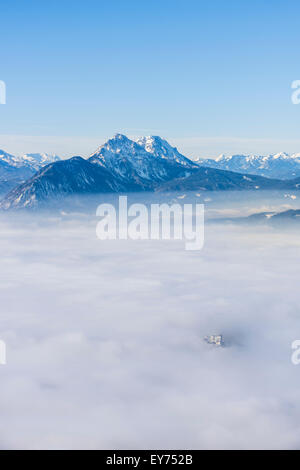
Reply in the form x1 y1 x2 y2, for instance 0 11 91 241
211 207 300 226
0 135 196 209
196 153 300 180
1 135 300 210
0 150 60 195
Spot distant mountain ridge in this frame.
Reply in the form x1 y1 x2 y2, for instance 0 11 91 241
211 207 300 225
195 152 300 179
19 153 60 171
0 149 60 170
0 159 34 195
156 167 292 192
0 150 61 195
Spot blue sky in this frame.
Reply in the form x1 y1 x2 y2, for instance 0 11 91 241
1 0 300 158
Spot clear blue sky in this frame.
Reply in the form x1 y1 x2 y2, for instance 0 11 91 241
1 0 300 158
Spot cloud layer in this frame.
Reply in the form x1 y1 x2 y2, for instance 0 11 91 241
0 199 300 449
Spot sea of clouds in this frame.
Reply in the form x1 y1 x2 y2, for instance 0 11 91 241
0 193 300 449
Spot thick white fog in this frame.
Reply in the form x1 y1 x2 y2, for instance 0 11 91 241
1 193 300 449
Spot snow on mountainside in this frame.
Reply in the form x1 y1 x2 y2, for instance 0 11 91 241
0 150 36 195
0 134 198 209
0 160 34 195
88 134 196 188
0 157 125 210
20 153 60 170
196 153 300 180
0 150 61 196
0 150 60 170
0 149 22 167
2 133 300 210
135 135 194 167
0 134 197 209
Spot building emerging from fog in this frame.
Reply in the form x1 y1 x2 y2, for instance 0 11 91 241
204 335 224 347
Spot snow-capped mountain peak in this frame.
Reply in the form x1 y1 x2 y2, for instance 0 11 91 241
88 134 195 187
215 153 226 162
271 152 300 160
0 149 60 170
20 153 60 170
135 135 197 167
91 134 141 158
136 135 172 155
0 149 23 167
